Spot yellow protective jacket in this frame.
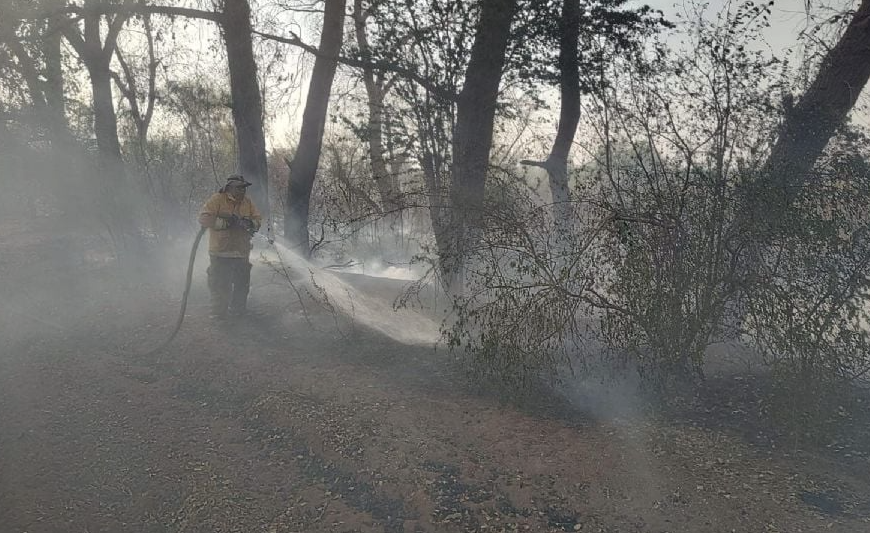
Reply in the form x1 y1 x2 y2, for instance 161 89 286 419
198 192 262 258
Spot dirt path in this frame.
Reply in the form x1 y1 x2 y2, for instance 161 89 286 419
1 226 869 533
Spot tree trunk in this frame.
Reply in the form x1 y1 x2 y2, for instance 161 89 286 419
520 0 580 227
87 58 131 233
86 55 140 249
757 0 870 217
223 0 271 224
42 25 68 141
730 1 870 332
62 5 127 170
60 4 139 246
353 0 400 212
548 0 580 216
284 0 346 254
87 60 123 163
446 0 518 291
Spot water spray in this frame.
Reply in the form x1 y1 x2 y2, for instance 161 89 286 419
260 236 441 346
142 221 439 356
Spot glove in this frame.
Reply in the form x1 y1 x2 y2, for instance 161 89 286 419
239 217 258 234
214 214 239 230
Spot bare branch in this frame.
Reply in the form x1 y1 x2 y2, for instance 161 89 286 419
253 29 458 102
519 159 550 170
143 13 157 131
103 0 136 59
112 47 140 118
59 21 88 58
37 3 223 24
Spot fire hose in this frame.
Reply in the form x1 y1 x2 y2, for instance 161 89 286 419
141 212 273 356
142 216 266 356
141 225 207 356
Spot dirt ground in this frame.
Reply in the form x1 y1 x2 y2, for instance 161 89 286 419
2 219 869 533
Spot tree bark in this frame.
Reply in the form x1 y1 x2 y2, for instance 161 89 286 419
757 0 870 217
284 0 346 254
223 0 271 223
446 0 518 291
59 2 139 246
520 0 580 227
353 0 400 212
87 60 123 161
62 3 128 168
42 23 67 139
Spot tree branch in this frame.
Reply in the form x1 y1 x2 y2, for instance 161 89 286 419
102 0 136 59
112 47 140 118
253 29 458 102
519 159 550 170
143 13 157 131
39 3 223 24
138 4 224 23
59 22 88 58
110 68 133 101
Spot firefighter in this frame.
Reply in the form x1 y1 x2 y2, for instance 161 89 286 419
198 175 262 319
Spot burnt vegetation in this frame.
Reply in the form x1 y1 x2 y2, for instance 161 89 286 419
2 0 870 471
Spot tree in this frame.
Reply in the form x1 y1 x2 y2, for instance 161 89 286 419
517 0 667 227
284 0 347 254
520 0 581 225
42 13 67 140
56 0 144 246
447 0 519 291
0 0 70 143
223 0 271 223
43 0 270 226
111 12 157 171
60 0 131 170
729 0 870 336
256 0 471 262
751 0 870 223
352 0 400 212
356 0 474 276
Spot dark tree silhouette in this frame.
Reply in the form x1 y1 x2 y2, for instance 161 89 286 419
284 0 347 254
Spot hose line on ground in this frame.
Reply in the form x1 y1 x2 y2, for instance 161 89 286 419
142 225 207 356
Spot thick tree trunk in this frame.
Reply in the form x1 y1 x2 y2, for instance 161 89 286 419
87 59 133 236
87 60 123 163
223 0 270 223
60 4 138 245
85 55 141 250
757 0 870 217
446 0 518 291
729 1 870 331
521 0 580 227
284 0 346 254
353 0 400 212
62 6 127 170
548 0 580 217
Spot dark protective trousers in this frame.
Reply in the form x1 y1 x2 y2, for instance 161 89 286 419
207 255 252 316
